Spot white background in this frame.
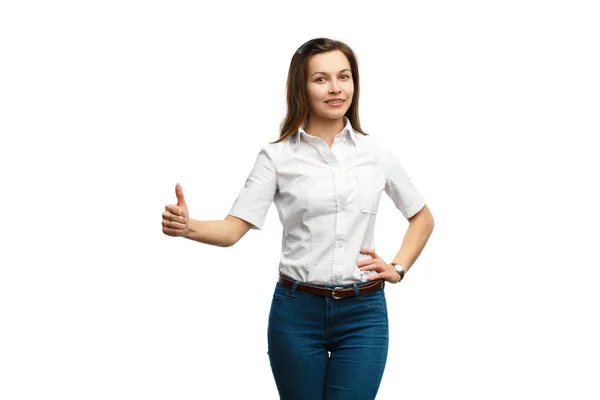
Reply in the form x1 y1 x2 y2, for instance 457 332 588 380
1 0 599 399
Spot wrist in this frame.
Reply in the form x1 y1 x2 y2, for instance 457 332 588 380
391 263 405 281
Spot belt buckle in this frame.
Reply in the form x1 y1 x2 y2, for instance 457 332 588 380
331 287 344 300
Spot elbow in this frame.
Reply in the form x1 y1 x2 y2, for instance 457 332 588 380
426 211 435 230
225 229 245 247
409 204 434 229
223 215 253 247
420 216 435 235
223 236 237 248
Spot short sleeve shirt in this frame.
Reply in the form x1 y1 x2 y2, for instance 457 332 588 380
228 117 426 285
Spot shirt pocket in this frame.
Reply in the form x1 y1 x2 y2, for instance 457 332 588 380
354 170 386 214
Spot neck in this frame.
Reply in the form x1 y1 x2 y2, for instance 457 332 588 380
304 116 346 143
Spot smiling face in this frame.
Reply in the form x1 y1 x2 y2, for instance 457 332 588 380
306 50 354 122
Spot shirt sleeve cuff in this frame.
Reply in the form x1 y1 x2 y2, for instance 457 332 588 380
403 199 426 219
228 207 265 230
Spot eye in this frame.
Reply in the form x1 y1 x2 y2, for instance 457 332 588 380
341 74 350 80
316 77 325 83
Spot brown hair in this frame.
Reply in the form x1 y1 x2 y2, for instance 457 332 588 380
270 37 368 144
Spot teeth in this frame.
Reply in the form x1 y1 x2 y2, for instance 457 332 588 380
327 100 343 103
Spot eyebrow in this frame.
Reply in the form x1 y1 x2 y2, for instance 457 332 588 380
311 68 351 77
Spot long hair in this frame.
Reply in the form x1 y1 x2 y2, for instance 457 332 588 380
270 38 368 144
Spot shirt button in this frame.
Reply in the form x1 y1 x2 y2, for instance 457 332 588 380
335 241 344 248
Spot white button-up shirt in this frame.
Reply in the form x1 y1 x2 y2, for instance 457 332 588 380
228 117 426 285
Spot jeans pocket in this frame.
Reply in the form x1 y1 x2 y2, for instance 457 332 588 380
272 282 294 303
356 289 387 309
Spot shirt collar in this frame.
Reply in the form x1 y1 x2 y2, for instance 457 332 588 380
291 116 357 150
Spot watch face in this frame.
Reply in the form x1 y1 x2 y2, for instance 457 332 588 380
394 265 404 278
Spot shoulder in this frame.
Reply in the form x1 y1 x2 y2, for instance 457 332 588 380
262 137 290 152
259 136 295 158
250 137 291 168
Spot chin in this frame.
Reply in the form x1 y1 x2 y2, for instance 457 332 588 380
322 109 349 119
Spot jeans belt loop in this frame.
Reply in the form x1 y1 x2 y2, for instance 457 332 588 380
290 280 299 297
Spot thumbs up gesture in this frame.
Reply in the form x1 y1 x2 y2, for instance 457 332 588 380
162 183 190 237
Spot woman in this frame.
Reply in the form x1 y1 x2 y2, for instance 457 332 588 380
162 37 434 399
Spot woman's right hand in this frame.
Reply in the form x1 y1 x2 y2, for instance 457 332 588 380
162 183 190 237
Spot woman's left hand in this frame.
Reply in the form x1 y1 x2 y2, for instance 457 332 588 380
357 248 402 284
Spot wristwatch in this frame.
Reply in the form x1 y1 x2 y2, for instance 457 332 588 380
392 263 405 281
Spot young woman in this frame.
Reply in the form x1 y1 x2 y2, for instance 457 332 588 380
162 37 434 399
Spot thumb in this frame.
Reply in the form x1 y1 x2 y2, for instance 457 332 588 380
175 183 187 208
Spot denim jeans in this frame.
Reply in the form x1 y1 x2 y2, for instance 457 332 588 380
267 275 389 400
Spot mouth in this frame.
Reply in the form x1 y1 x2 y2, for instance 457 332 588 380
325 99 345 107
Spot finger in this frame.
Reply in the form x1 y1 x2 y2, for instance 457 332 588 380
358 261 379 271
162 225 185 236
162 218 186 229
360 248 378 258
366 272 384 281
165 204 183 217
169 215 185 225
175 183 187 207
162 209 184 225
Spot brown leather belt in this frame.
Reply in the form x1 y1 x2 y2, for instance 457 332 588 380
278 275 384 299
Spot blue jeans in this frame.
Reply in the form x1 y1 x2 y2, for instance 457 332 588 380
267 276 389 399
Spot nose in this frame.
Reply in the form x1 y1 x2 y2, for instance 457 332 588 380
328 79 341 94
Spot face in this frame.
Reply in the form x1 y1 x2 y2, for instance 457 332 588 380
306 50 354 121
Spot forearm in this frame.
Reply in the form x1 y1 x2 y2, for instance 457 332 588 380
391 212 434 273
183 218 235 247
